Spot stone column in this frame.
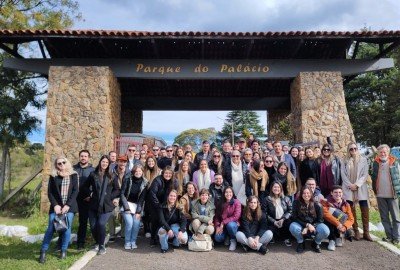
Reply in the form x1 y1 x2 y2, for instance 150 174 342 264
290 71 355 155
121 108 143 133
41 66 121 212
267 110 292 141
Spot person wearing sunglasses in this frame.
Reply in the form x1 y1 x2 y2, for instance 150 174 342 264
341 143 372 241
208 150 224 175
223 150 248 205
39 157 78 263
264 156 276 193
157 146 174 170
316 143 342 197
299 147 319 190
127 144 141 171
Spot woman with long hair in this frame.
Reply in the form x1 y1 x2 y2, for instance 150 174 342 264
235 196 272 255
172 146 185 171
39 157 78 263
299 147 319 189
208 149 224 175
289 186 329 253
193 159 215 191
147 166 179 246
143 156 161 238
139 150 147 166
120 165 148 250
83 155 121 255
272 162 297 197
214 186 242 251
317 143 342 196
191 188 216 238
246 159 269 199
158 190 188 253
341 142 372 241
179 182 199 221
174 160 192 196
262 181 292 246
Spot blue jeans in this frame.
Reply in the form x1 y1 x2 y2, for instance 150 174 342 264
123 213 141 245
88 210 112 246
289 222 330 245
214 221 238 242
158 223 188 250
41 212 74 252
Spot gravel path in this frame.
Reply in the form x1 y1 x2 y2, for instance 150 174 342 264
84 237 400 270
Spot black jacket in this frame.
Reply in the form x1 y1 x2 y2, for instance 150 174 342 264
239 212 268 238
291 200 323 228
271 172 288 195
299 158 319 186
148 175 179 209
262 195 292 224
157 157 172 170
209 182 229 206
83 171 121 214
73 163 95 199
47 173 79 214
194 151 213 170
120 175 148 214
223 161 248 187
158 204 187 232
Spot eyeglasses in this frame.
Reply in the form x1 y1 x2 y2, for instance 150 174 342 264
349 148 357 151
128 149 135 152
167 150 173 152
213 155 221 158
57 161 66 166
153 148 159 151
244 153 252 156
232 155 240 157
322 148 331 152
265 160 273 163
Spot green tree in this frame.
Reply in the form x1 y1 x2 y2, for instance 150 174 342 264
344 44 400 147
174 128 217 152
0 0 81 197
218 111 265 143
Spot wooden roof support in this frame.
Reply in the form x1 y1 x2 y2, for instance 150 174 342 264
37 39 47 58
374 41 400 59
0 43 23 58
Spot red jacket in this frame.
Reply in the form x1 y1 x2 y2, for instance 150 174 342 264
214 198 242 227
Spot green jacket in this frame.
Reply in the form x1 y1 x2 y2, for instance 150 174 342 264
371 155 400 198
190 198 215 223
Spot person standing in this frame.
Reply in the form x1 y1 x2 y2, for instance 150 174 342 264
317 143 342 197
371 144 400 245
194 140 213 170
39 157 78 263
223 150 248 205
127 144 141 171
83 155 121 255
271 141 296 178
74 150 95 250
341 143 372 241
157 146 174 170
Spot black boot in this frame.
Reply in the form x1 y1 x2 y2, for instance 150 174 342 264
311 241 321 253
296 242 305 253
60 251 67 259
39 250 46 264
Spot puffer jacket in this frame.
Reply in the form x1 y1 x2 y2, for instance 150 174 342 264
191 199 215 223
239 212 268 238
291 199 323 228
371 155 400 198
322 196 354 229
214 198 241 227
120 175 148 214
148 175 179 209
262 195 292 224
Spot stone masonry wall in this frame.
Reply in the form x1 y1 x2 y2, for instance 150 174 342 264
41 66 121 212
121 108 143 133
290 72 355 155
267 110 292 141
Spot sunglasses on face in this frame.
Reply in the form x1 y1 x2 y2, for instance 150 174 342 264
128 149 135 152
232 155 240 157
265 160 273 163
167 150 173 152
349 148 357 151
213 155 220 158
322 149 331 152
57 161 66 166
153 148 159 151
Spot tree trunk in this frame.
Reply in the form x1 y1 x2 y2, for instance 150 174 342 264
0 145 7 198
6 148 11 194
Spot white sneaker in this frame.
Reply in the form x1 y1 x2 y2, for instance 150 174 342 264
131 242 138 249
328 240 336 251
229 239 237 251
124 243 131 250
145 233 151 238
335 237 343 247
224 236 230 246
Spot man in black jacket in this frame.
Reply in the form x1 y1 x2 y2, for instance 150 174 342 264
74 150 95 250
194 140 212 170
157 146 174 169
209 174 228 206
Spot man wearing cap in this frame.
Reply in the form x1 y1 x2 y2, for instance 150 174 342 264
108 155 130 242
237 138 247 153
194 140 213 171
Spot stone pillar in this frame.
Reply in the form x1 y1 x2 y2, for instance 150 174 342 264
290 72 355 155
121 108 143 133
41 66 121 212
267 110 292 141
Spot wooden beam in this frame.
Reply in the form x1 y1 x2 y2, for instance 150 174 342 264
374 41 400 59
0 167 42 209
352 41 359 59
0 43 23 58
37 40 47 58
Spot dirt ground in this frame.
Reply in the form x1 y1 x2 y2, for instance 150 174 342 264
84 236 400 270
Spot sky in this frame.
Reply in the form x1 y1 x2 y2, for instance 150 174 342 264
28 0 400 144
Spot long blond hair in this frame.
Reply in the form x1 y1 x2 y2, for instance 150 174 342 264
345 142 360 161
51 156 76 177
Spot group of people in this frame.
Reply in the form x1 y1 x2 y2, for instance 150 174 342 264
39 138 400 263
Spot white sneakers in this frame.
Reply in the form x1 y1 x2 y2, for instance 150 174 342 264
335 237 343 247
328 240 336 251
229 239 237 251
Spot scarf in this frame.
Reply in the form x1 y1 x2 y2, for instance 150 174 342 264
198 169 212 190
249 168 268 197
320 159 334 196
60 174 70 205
272 154 286 169
231 160 244 195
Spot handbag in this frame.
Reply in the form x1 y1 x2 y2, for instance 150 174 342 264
188 234 213 252
120 201 137 213
53 214 69 233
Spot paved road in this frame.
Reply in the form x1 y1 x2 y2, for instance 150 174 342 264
84 237 400 270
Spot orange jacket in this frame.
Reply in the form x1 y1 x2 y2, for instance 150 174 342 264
322 199 354 229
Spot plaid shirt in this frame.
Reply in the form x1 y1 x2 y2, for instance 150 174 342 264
61 175 70 205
